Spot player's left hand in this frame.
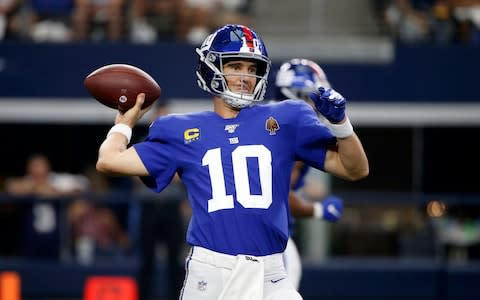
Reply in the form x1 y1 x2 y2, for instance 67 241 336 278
309 87 346 123
321 195 344 222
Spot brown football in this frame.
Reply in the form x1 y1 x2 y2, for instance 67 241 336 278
84 64 161 111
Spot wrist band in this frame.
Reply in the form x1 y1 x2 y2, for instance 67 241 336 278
328 117 354 138
107 124 132 144
313 202 324 219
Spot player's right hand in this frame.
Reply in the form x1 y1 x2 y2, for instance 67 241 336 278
309 87 346 123
115 93 152 127
321 195 344 222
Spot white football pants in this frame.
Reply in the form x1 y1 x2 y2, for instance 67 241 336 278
282 237 302 290
180 246 302 300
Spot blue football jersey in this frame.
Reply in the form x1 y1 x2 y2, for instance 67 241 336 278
292 163 310 192
133 100 336 256
288 163 311 236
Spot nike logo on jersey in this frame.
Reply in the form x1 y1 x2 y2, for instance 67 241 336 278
270 278 285 283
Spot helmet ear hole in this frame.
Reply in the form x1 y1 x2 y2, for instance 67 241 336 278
195 24 271 108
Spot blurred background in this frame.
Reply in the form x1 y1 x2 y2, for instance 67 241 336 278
1 0 480 299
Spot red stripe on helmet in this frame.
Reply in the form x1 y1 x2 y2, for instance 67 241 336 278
242 26 255 52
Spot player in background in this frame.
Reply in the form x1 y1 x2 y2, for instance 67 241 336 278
274 58 344 290
95 24 368 300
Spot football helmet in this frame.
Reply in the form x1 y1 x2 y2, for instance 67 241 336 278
275 58 330 101
196 24 271 108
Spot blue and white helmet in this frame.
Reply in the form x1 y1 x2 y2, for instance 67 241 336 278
275 58 330 101
196 24 271 108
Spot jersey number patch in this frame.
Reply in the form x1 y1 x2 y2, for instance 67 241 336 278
202 145 272 212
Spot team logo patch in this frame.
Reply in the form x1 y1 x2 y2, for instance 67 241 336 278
224 124 240 133
265 117 280 135
184 128 200 144
197 280 207 291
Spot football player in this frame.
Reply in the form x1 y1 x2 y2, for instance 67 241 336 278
275 58 344 290
96 24 368 300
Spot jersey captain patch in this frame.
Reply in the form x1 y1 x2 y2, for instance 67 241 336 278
184 128 200 143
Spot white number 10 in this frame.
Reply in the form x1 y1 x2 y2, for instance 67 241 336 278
202 145 272 212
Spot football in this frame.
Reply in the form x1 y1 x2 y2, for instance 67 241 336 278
84 64 161 111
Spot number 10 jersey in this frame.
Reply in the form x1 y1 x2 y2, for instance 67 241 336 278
134 100 336 256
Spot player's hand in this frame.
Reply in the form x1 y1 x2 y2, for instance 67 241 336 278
321 195 343 222
309 87 346 123
115 93 153 127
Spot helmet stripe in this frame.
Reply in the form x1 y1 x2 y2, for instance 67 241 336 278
242 26 255 52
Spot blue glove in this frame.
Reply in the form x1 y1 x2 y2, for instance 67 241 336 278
321 195 344 222
309 87 346 123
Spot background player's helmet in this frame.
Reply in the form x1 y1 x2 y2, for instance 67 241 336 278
196 24 271 108
275 58 330 101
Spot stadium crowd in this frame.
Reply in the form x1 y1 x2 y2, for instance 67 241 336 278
0 0 253 43
1 0 480 45
374 0 480 45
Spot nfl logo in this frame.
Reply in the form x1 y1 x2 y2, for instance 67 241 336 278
197 280 207 291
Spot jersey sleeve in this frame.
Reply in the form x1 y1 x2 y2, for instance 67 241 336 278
294 101 337 170
133 118 178 192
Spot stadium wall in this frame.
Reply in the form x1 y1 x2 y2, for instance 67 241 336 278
0 42 478 102
1 258 478 300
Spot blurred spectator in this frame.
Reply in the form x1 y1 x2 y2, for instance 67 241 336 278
0 0 23 40
83 164 111 193
27 0 74 42
83 162 136 194
178 0 253 44
5 154 89 260
451 0 480 44
377 0 456 44
5 154 58 197
434 203 480 261
372 0 393 35
67 196 131 264
398 203 436 257
129 0 183 43
72 0 125 41
430 0 456 43
5 154 89 197
383 0 433 43
135 100 189 300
